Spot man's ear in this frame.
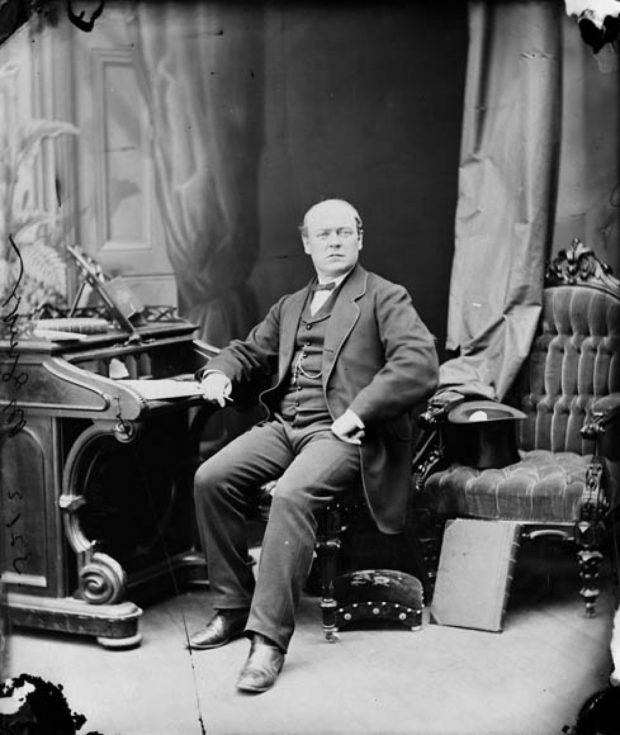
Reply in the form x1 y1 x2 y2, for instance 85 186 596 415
302 237 311 254
358 233 364 251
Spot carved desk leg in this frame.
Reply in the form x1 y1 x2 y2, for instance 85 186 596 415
57 423 143 648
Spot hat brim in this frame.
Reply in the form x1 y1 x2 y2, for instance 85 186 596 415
448 400 526 425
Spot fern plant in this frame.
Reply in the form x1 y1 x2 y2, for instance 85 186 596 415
0 59 79 316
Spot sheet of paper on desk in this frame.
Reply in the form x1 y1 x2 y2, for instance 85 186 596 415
33 329 89 342
120 379 204 400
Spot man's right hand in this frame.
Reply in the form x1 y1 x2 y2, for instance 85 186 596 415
200 372 233 407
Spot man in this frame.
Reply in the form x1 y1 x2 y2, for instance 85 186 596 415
190 198 439 694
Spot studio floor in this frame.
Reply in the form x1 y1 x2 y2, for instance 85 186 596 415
2 548 617 735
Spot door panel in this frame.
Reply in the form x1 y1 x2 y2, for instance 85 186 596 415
73 7 177 307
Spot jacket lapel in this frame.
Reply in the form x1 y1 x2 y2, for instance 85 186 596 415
278 286 309 382
323 265 368 385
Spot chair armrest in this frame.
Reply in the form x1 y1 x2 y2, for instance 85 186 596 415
417 391 465 429
581 393 620 439
413 393 465 491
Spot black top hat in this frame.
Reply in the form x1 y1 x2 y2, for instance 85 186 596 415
445 400 526 470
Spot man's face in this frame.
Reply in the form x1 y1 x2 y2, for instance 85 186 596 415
302 201 363 280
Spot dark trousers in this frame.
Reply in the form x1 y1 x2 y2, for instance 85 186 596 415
193 415 361 652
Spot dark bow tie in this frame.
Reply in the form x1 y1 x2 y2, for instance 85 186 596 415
313 281 336 292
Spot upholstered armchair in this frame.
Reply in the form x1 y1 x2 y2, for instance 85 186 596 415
414 240 620 616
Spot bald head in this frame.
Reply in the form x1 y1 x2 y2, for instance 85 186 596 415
300 199 363 237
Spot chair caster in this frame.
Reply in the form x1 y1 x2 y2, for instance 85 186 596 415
324 628 340 643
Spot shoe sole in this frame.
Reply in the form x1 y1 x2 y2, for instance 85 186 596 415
237 683 273 694
237 675 280 694
187 630 246 651
236 663 284 693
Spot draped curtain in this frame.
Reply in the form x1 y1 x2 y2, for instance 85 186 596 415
439 1 563 400
440 1 620 401
552 14 620 274
130 2 264 346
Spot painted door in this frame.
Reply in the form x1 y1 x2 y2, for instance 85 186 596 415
71 6 177 308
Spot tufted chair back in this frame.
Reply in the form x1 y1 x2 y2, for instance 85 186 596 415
515 278 620 456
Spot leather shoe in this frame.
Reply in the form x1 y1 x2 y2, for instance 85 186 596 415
236 634 285 694
187 609 248 650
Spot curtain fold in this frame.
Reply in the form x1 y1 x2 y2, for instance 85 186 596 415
552 12 620 275
130 2 264 345
440 1 563 400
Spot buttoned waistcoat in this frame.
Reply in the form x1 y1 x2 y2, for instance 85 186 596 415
204 264 439 533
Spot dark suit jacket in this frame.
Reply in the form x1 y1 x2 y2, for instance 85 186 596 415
205 264 439 533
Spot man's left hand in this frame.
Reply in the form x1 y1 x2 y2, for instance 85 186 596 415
331 409 365 445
